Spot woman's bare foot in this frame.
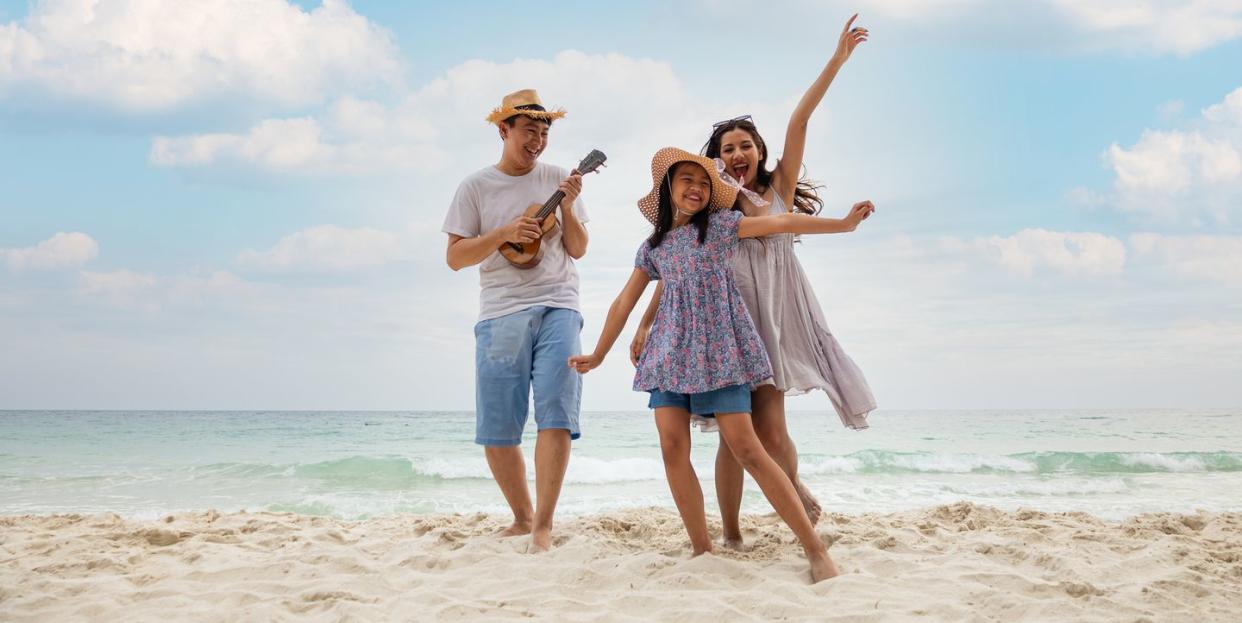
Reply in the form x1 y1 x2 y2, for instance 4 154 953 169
528 528 552 553
497 519 532 537
809 552 841 584
796 481 822 525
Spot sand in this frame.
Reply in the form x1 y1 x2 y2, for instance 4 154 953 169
2 502 1240 622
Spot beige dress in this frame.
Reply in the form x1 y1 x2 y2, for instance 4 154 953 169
732 192 875 430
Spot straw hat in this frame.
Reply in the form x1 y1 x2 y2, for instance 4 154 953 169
636 147 740 225
485 89 567 125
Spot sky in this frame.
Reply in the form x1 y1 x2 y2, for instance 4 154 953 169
1 0 1240 411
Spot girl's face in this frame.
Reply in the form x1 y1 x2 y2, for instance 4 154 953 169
717 128 761 187
669 162 711 216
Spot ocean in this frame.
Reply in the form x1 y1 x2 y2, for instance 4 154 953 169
2 409 1240 521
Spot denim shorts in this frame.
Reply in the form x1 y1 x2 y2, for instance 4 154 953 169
647 383 752 418
474 306 583 446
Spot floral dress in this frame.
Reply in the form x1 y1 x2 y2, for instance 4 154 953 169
633 210 772 394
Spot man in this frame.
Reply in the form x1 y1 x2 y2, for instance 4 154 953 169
442 89 588 552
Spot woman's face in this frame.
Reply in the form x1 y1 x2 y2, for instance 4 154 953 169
716 127 761 188
669 162 711 216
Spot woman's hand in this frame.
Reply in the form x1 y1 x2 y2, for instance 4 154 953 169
629 326 650 366
833 14 869 63
568 353 603 374
844 200 876 230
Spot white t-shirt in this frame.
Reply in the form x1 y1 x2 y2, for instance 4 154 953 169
443 162 589 321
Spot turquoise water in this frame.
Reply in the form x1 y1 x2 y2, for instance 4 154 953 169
2 410 1240 520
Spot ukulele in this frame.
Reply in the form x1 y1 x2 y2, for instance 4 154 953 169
499 149 607 269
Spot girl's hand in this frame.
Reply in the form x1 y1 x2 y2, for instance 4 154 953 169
845 200 875 229
568 353 602 374
834 14 869 63
629 326 650 366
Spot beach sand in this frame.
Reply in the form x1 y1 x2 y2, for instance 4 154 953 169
2 502 1240 622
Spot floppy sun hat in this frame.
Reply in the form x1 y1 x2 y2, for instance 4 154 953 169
637 147 740 225
485 89 567 125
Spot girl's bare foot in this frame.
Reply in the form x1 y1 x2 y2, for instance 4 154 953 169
497 519 532 537
528 528 552 553
796 481 822 525
809 552 841 584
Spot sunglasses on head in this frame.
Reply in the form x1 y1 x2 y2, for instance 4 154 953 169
711 114 752 129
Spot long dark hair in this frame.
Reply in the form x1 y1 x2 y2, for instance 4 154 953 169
702 118 823 215
647 163 711 249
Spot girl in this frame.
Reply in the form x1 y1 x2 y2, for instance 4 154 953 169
631 15 875 547
568 147 874 583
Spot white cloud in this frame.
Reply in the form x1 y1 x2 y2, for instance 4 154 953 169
1064 186 1108 209
969 229 1127 277
150 97 444 174
1104 86 1242 226
78 268 254 309
1158 99 1185 121
236 225 412 274
145 49 790 202
1051 0 1242 56
148 50 699 176
1130 233 1242 286
2 232 98 272
0 0 400 112
1204 87 1242 125
79 268 157 296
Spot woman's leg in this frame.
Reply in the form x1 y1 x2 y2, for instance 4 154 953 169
714 433 745 547
751 385 821 524
716 411 839 582
655 407 713 555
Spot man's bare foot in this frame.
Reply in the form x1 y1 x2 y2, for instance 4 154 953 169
796 481 823 525
497 519 532 537
721 536 746 551
809 553 841 584
528 528 552 553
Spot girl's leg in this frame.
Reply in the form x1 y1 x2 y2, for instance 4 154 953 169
655 407 713 555
751 385 821 524
713 434 745 547
716 412 839 583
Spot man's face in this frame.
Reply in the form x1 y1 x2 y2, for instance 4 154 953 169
500 116 550 168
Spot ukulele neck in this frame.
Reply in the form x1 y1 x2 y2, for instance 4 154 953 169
535 191 565 221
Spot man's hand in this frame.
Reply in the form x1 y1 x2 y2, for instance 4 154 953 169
499 215 543 244
559 172 583 211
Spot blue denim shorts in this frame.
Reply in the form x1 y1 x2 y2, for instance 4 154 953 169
474 306 582 446
647 383 752 417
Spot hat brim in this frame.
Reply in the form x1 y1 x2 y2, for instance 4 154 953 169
485 107 568 125
637 148 739 225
